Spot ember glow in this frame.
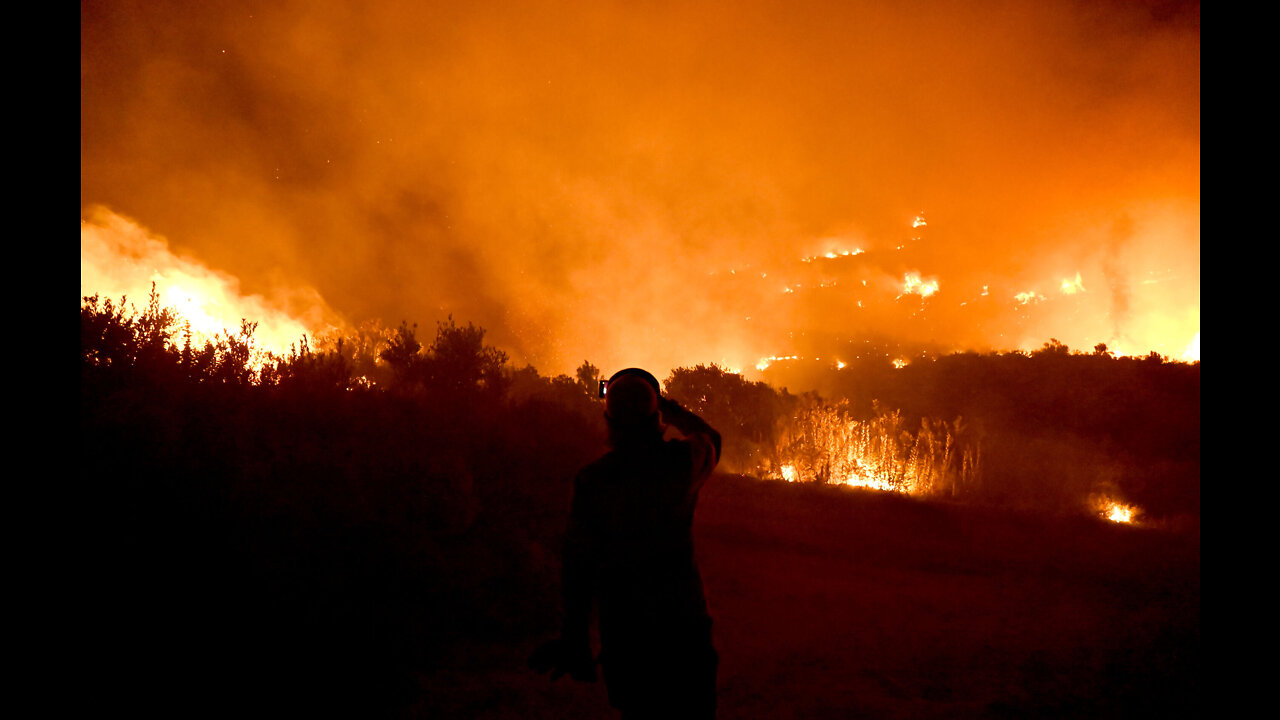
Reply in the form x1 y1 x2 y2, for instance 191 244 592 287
81 1 1199 380
1060 272 1087 296
756 355 800 372
1095 496 1140 524
1107 504 1136 524
900 272 940 299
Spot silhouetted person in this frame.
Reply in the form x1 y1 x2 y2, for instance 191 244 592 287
531 368 722 718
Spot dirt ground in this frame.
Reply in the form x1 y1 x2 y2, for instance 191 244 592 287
406 474 1199 719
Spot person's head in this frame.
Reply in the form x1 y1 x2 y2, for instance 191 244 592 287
604 368 662 446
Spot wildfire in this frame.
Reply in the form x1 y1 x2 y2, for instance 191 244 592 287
769 403 978 498
756 354 800 371
1182 332 1200 362
801 248 864 263
1095 497 1139 524
81 208 339 361
770 406 1149 525
1060 272 1086 295
718 362 744 375
1107 504 1135 523
900 272 939 298
837 475 899 492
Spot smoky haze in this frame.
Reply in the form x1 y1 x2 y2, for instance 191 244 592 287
81 0 1200 377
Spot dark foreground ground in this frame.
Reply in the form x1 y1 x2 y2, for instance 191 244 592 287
410 474 1199 719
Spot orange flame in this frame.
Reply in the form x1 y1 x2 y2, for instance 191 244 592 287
1060 272 1086 295
1096 497 1139 524
81 208 341 359
901 272 939 298
1182 332 1200 361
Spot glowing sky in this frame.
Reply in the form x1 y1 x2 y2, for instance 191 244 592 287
81 0 1199 377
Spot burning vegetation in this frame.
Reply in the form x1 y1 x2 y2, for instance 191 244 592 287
83 283 1197 528
775 403 979 497
79 203 1196 532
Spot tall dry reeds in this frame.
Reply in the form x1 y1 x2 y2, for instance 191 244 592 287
769 400 980 498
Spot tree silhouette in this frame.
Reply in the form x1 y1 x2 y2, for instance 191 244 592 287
575 360 601 398
378 321 424 387
1036 338 1071 356
425 315 509 399
664 364 792 471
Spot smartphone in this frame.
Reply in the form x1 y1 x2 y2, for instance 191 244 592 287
598 379 609 398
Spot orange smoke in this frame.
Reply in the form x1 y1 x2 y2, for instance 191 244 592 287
81 1 1199 379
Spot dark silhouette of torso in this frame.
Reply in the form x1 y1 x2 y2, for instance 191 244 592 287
564 417 720 717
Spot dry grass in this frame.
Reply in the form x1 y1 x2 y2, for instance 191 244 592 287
768 401 980 498
410 474 1199 718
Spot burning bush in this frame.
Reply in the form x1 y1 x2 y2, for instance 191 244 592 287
660 363 984 503
770 399 980 497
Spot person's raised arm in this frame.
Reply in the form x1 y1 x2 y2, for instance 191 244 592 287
658 396 722 475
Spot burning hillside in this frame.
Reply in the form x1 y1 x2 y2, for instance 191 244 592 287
82 6 1199 715
82 1 1199 378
